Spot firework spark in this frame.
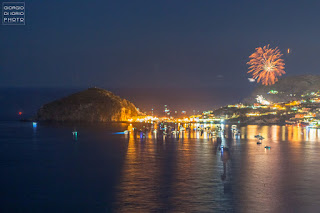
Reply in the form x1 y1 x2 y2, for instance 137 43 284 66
247 45 285 85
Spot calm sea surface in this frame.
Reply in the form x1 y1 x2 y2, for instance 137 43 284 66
1 121 320 212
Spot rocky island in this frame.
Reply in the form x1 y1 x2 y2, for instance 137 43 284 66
36 88 141 122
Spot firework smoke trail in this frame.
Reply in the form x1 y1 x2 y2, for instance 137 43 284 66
247 45 285 85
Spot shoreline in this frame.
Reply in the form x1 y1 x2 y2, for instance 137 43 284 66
18 119 317 128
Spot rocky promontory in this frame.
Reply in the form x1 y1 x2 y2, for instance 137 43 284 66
36 88 141 122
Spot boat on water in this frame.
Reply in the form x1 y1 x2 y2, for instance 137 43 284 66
265 146 271 149
257 141 262 144
285 120 296 125
254 134 264 140
297 121 310 127
219 145 229 151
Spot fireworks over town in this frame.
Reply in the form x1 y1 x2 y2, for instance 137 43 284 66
3 1 320 212
247 45 286 85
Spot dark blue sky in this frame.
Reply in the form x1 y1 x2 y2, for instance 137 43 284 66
1 0 320 88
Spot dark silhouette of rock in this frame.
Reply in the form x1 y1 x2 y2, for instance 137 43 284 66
36 88 140 122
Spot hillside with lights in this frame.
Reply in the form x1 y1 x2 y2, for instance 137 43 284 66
243 75 320 104
187 75 320 126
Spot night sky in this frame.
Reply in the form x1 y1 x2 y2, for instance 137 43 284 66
1 0 320 89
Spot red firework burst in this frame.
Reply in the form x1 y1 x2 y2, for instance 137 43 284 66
247 45 285 85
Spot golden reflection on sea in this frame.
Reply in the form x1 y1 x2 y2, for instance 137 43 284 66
113 124 320 212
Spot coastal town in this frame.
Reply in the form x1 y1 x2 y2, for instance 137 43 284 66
133 89 320 128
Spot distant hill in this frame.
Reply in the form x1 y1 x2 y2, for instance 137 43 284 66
36 88 140 122
243 75 320 104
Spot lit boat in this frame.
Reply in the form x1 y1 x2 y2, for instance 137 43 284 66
264 146 271 149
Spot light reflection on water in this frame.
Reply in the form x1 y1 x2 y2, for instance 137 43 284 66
2 122 320 212
114 124 320 212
